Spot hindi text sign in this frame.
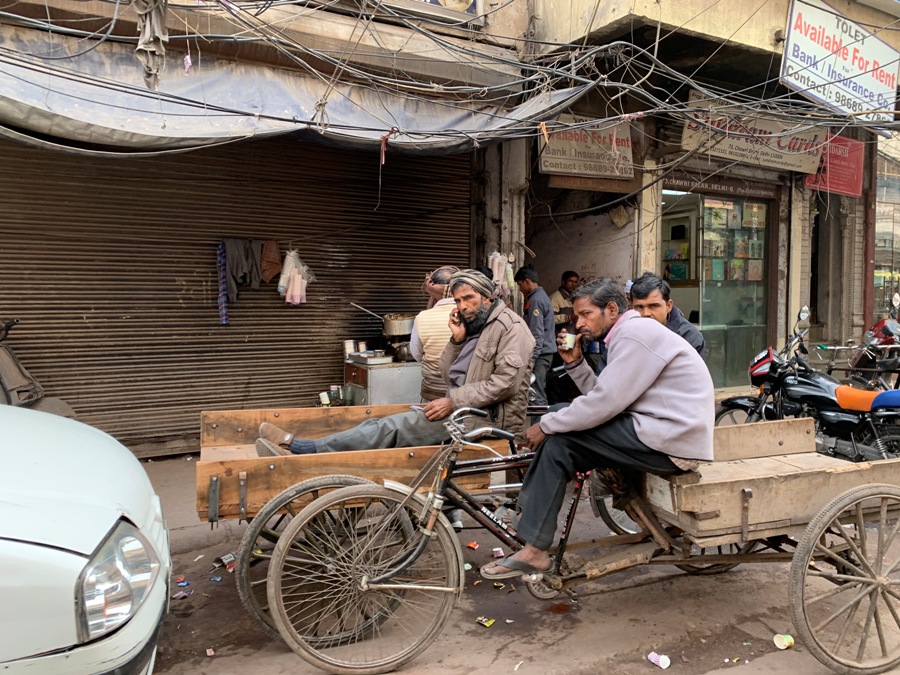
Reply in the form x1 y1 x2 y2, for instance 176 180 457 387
804 134 865 197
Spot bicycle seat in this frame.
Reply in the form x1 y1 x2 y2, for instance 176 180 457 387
835 385 880 411
872 389 900 409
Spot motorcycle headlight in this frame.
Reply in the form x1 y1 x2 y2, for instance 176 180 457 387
76 520 161 642
864 330 878 346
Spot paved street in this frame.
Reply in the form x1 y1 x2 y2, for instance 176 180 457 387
144 455 897 675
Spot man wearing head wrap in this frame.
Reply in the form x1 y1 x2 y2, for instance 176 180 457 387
410 266 460 401
256 269 534 455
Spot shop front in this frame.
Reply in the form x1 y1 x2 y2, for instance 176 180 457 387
661 173 782 388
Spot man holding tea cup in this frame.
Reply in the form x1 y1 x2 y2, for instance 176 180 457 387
482 277 714 579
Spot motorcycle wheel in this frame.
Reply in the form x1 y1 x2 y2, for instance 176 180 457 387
857 420 900 455
714 405 755 426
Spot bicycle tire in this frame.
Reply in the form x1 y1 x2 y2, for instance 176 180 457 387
236 474 373 640
267 484 463 675
714 404 756 426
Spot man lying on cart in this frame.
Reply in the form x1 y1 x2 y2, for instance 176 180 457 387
256 269 535 456
481 277 715 579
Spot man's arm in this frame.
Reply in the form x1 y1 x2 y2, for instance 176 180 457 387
410 319 424 362
540 334 669 434
523 307 542 361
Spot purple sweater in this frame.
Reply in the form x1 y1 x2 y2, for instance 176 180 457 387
539 311 714 461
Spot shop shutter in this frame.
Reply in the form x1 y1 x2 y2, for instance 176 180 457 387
0 136 471 455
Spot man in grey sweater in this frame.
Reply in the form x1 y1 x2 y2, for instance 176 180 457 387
482 277 714 579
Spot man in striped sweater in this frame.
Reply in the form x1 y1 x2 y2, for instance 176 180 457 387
410 266 459 401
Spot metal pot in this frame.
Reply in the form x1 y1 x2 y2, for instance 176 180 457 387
382 313 416 336
350 303 416 336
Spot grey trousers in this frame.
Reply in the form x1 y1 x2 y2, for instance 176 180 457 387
517 413 681 549
312 410 449 453
530 353 554 407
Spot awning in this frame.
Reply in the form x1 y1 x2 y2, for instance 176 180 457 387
0 25 594 156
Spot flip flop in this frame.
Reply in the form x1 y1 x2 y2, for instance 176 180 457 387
480 556 550 580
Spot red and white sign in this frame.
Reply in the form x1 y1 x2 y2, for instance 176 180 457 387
804 134 865 197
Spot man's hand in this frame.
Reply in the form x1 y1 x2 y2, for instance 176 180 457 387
448 308 466 343
524 422 546 449
556 329 583 365
424 397 454 421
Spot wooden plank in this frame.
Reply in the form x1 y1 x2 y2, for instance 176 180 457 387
200 404 416 447
665 456 900 534
200 444 257 461
196 444 494 520
712 417 815 461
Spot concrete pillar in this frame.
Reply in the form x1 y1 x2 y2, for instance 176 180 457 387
637 159 660 275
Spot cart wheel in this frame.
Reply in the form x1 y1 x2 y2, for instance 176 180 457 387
267 484 463 675
236 475 373 641
790 484 900 675
675 541 758 575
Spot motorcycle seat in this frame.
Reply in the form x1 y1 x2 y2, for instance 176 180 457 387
876 357 900 372
872 389 900 409
835 385 880 412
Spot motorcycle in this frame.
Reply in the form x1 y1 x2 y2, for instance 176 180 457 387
843 292 900 390
716 307 900 462
0 319 75 417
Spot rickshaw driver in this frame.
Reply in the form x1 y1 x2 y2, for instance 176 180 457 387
482 277 715 579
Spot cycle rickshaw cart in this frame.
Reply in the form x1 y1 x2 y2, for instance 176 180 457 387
196 404 900 675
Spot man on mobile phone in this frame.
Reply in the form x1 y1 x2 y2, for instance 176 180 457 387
256 269 534 455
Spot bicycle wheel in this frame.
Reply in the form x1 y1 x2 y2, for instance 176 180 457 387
790 484 900 674
596 496 639 535
236 475 373 640
267 484 463 675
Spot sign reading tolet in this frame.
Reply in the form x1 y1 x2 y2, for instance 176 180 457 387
780 0 900 125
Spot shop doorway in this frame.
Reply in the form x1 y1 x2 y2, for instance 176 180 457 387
661 190 770 387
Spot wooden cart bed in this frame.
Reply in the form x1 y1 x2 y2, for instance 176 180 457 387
197 404 504 522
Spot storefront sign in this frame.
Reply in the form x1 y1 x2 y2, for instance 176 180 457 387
665 170 780 200
681 91 824 174
781 0 899 124
804 134 865 197
547 174 643 193
538 116 635 179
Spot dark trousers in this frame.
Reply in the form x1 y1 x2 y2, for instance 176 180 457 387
516 413 682 549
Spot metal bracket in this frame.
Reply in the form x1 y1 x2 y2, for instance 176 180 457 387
238 471 248 524
208 476 220 529
740 487 753 543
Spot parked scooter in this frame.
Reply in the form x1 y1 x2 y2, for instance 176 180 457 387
0 319 75 417
716 307 900 461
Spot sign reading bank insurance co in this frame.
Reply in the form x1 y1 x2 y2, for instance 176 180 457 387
681 91 824 173
780 0 899 124
538 116 635 179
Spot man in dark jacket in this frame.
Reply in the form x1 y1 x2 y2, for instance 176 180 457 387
256 270 534 455
514 265 556 406
630 272 706 358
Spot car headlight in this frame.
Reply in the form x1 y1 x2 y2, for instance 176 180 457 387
76 520 161 642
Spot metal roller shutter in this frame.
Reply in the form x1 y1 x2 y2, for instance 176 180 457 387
0 136 471 455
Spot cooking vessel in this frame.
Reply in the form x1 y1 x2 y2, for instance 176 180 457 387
350 302 416 336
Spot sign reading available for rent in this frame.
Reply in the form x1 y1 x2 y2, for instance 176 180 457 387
781 0 899 125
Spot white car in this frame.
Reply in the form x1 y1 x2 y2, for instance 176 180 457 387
0 405 171 674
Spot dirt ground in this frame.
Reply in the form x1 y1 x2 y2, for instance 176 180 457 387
153 530 837 675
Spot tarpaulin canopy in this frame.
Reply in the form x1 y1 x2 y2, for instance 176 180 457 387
0 25 593 156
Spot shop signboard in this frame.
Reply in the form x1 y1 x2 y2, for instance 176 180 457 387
538 116 635 179
681 91 824 173
804 134 865 197
780 0 899 125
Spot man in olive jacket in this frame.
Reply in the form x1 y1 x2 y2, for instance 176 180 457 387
256 269 534 455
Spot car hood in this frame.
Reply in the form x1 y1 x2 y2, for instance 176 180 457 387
0 406 157 555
